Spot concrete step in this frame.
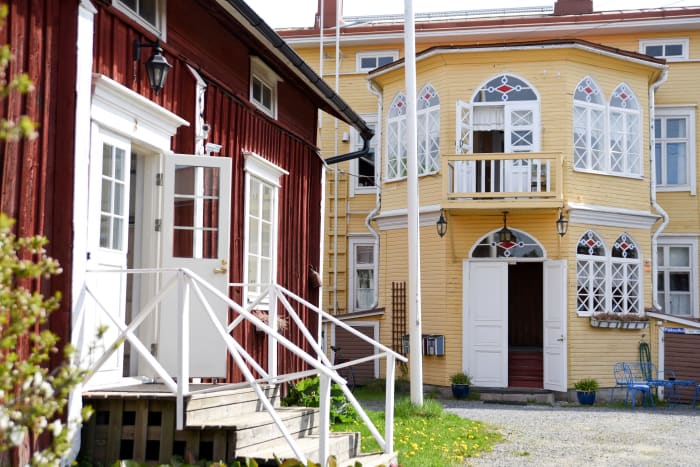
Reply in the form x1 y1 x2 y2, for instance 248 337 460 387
236 431 360 465
344 451 398 467
479 387 554 405
186 385 280 425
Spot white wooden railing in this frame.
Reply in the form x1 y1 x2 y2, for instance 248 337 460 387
74 268 406 465
442 151 563 205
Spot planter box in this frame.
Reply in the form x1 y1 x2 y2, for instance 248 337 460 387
590 317 649 329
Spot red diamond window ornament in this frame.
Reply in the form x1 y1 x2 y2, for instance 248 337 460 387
584 86 593 95
586 239 597 248
396 101 403 108
496 84 513 94
620 242 629 250
424 92 432 100
499 241 516 249
619 92 628 100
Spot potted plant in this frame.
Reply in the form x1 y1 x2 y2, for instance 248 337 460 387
450 372 472 399
573 377 599 405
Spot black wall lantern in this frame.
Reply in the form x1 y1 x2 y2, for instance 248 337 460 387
498 211 515 244
133 38 172 95
437 209 447 238
556 210 569 237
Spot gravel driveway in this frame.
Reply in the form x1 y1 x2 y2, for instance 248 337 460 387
441 401 700 467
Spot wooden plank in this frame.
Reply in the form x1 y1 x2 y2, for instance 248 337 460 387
159 401 176 463
105 399 123 462
133 400 149 461
213 431 227 461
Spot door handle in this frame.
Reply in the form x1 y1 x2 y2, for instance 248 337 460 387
213 259 228 274
557 335 564 342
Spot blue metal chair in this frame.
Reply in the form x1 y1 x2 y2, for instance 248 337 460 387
613 362 655 409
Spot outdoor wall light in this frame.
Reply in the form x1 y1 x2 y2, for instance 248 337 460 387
498 211 515 244
133 38 172 95
436 209 447 238
556 210 569 237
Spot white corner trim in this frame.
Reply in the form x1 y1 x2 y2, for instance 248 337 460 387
567 202 660 230
375 204 441 230
80 0 97 14
91 74 189 152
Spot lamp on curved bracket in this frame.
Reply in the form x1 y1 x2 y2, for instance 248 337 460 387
556 209 569 237
436 209 447 238
133 38 172 95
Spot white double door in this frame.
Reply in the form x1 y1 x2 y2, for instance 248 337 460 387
86 133 232 384
462 260 567 391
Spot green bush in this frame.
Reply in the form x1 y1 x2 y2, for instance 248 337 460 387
573 378 599 392
283 376 357 424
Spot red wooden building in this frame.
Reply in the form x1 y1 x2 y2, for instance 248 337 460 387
1 0 372 462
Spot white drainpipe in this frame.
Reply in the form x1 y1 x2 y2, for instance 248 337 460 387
364 80 383 310
649 68 670 312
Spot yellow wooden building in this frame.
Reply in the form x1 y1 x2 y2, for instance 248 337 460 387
280 0 700 397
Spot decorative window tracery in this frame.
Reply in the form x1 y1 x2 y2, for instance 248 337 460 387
417 84 440 175
471 229 544 258
386 93 407 180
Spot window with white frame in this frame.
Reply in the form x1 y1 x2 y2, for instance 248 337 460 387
657 239 697 317
350 116 378 196
640 39 689 61
250 57 280 118
417 84 440 175
386 93 407 180
356 51 398 72
655 107 696 193
572 79 642 177
114 0 165 36
243 153 287 306
576 231 642 315
349 237 377 311
574 76 605 171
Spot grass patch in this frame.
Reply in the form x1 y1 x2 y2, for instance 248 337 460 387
333 397 502 466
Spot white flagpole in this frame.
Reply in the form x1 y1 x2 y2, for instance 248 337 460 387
403 0 423 406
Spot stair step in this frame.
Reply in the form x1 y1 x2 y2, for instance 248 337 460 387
190 407 319 449
237 432 360 464
186 385 280 425
344 451 398 467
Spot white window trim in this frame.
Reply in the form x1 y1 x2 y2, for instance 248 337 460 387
417 103 440 175
356 50 399 73
350 114 378 196
113 0 166 40
385 101 407 182
348 235 378 312
250 56 281 119
575 231 643 317
572 81 643 178
639 38 689 62
657 236 698 318
242 152 287 308
654 106 696 195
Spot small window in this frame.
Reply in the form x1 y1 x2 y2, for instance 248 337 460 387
349 237 377 311
114 0 165 37
350 115 378 196
356 51 399 72
640 39 689 61
657 238 698 318
250 57 281 119
655 106 696 194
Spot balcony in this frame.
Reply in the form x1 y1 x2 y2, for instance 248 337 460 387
442 151 563 209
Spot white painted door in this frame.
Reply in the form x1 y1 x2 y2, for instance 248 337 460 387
543 260 567 391
504 103 538 192
465 261 508 387
159 154 232 377
85 130 131 386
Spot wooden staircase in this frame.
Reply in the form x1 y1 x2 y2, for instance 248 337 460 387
81 384 396 466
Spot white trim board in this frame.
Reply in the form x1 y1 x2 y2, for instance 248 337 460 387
375 204 441 230
567 202 659 230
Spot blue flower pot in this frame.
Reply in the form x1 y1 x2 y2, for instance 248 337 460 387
451 384 470 399
576 391 596 405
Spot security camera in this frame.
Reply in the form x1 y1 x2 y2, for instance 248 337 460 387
205 142 222 156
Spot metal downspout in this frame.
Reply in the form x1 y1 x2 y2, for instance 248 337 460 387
363 80 383 310
650 68 670 312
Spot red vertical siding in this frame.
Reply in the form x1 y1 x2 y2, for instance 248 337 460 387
92 4 325 382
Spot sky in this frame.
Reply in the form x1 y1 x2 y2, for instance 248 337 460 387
244 0 700 28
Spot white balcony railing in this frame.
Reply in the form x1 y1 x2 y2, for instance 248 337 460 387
442 152 563 206
74 268 406 465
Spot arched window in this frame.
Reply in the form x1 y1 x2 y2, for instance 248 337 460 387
610 233 641 313
573 77 605 171
471 228 544 258
386 93 407 180
576 231 642 315
609 84 642 176
572 80 642 178
417 84 440 175
576 231 607 313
